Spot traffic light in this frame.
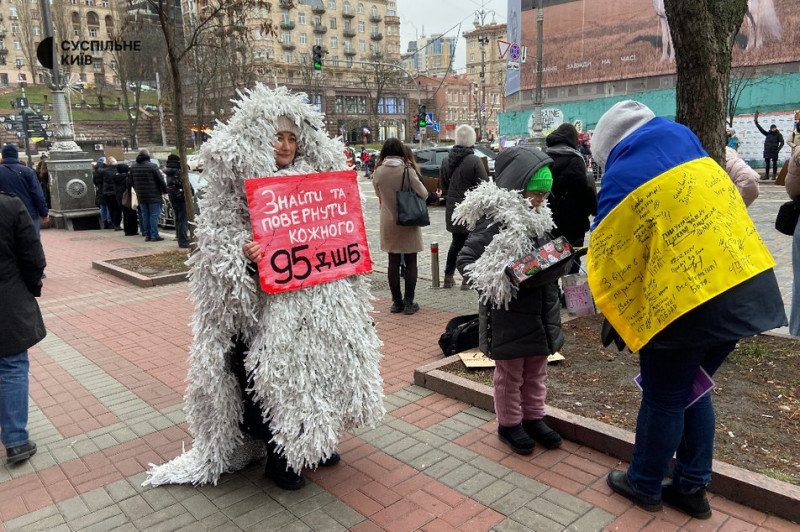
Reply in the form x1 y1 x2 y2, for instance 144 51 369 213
417 105 426 128
312 45 323 70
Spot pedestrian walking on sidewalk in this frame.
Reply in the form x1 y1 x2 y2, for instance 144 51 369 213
130 149 167 242
455 147 564 455
165 154 191 248
0 192 46 465
440 124 488 289
144 84 384 490
589 100 786 520
373 138 439 314
0 144 49 236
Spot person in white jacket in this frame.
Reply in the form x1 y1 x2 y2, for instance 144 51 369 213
724 147 759 207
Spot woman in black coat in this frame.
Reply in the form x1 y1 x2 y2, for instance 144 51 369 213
545 123 597 273
754 111 785 180
440 124 488 288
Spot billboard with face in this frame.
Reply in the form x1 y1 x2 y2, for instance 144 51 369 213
518 0 798 90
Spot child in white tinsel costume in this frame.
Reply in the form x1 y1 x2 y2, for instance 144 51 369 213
144 84 385 489
454 147 565 456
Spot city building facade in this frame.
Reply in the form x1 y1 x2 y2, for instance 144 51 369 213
463 22 506 142
400 33 457 78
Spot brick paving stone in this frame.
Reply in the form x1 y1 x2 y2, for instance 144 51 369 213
471 478 516 507
566 506 616 532
67 505 125 530
421 456 464 481
508 505 565 532
4 505 61 531
371 499 436 532
488 487 538 516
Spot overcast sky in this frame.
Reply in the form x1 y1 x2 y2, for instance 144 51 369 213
398 0 508 73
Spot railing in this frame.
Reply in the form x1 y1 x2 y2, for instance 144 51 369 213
313 24 327 33
370 33 383 41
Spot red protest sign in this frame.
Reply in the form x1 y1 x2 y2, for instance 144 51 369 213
245 170 372 294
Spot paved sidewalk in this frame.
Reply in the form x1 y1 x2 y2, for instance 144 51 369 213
0 178 797 531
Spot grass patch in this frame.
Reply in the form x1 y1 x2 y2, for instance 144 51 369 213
106 249 191 276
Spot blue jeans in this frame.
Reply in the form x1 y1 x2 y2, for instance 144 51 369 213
0 351 30 450
626 340 737 500
790 216 800 335
99 203 111 223
140 202 162 239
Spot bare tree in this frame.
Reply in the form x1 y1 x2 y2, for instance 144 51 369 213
356 55 405 144
15 0 40 83
139 0 276 232
727 65 760 127
663 0 749 164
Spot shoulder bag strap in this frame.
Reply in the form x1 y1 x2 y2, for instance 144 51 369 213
401 165 409 192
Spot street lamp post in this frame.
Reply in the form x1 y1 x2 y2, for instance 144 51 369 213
473 7 495 145
530 0 546 149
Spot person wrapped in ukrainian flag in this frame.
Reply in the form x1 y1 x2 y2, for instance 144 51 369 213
587 100 786 519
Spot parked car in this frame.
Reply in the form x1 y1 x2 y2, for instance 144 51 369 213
472 144 496 176
412 146 451 206
490 139 500 152
159 171 207 229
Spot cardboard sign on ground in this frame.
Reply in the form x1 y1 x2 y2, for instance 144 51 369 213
459 350 496 368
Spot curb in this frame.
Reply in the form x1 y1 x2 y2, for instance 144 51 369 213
414 355 800 524
92 259 188 287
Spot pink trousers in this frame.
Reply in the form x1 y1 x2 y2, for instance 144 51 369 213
493 356 548 426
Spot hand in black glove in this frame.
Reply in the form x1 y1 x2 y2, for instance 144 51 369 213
601 317 628 352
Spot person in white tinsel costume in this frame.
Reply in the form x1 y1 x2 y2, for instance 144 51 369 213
144 84 385 490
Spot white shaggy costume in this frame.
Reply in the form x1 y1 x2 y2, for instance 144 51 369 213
452 181 555 310
144 85 385 486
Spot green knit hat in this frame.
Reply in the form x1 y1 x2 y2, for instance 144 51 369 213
526 165 553 192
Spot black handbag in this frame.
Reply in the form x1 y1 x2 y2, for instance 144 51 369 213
396 166 430 226
775 198 800 236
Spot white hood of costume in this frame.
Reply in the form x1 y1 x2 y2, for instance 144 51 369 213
144 84 384 486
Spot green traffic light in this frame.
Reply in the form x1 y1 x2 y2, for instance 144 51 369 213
314 62 322 70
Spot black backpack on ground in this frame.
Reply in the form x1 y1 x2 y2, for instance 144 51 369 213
438 314 480 356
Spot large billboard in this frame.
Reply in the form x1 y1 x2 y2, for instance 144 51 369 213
519 0 799 90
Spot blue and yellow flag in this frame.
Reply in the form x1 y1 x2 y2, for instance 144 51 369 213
588 118 775 352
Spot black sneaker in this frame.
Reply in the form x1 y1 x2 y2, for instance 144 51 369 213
265 459 305 490
6 441 36 465
403 301 419 315
390 301 404 313
661 482 711 519
607 470 662 512
497 424 535 454
319 452 340 467
152 236 165 242
522 418 562 449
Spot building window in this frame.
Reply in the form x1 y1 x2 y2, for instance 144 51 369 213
285 52 293 63
331 55 339 66
346 96 356 113
346 57 353 67
371 23 377 34
282 11 290 23
9 7 19 18
433 38 441 54
358 21 364 33
89 28 97 37
298 13 306 24
371 6 378 16
330 36 338 48
299 33 307 44
11 23 20 35
358 96 366 113
315 36 323 46
329 17 337 29
357 3 364 14
343 0 350 14
335 96 343 113
14 41 22 51
358 40 365 51
283 31 291 44
328 0 336 9
33 26 41 37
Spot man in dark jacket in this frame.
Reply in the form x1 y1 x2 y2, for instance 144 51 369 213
440 124 489 289
165 154 191 248
93 157 113 229
754 111 785 180
0 144 49 235
545 123 597 273
0 192 46 464
130 149 167 241
100 157 124 230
